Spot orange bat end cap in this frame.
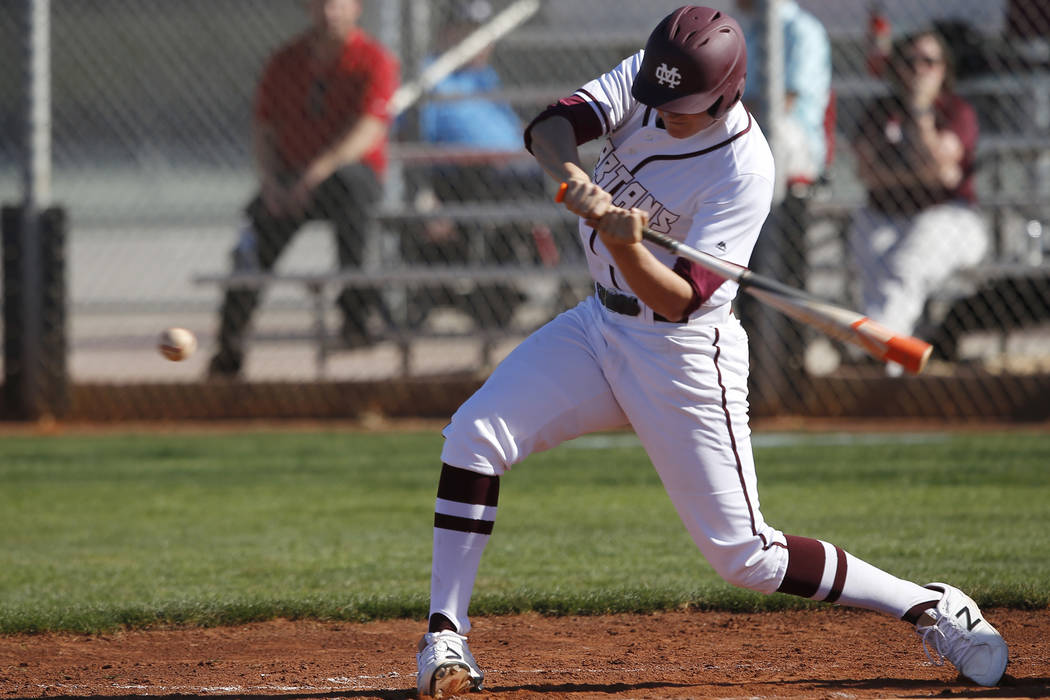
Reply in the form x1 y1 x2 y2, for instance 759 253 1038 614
885 335 934 374
555 182 568 203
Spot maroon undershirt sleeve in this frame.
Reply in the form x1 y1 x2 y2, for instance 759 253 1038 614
523 95 605 153
673 257 726 318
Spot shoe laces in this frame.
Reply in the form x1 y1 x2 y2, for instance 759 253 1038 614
918 612 977 669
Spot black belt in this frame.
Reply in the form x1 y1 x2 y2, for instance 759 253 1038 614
595 282 675 322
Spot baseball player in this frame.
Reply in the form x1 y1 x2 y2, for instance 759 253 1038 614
415 7 1008 697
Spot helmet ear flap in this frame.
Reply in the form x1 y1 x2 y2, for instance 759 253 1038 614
706 96 724 118
706 84 743 119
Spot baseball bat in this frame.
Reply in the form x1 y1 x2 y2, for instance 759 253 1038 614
389 0 541 117
555 182 932 374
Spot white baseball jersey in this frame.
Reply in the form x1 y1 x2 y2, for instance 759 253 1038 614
576 50 774 319
435 51 786 634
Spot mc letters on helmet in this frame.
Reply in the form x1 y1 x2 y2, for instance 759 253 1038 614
655 63 684 89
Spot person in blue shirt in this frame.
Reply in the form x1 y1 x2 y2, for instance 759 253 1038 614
734 0 833 390
738 0 832 188
419 49 523 151
399 0 557 331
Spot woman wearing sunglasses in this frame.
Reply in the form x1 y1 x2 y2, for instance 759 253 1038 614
848 30 987 368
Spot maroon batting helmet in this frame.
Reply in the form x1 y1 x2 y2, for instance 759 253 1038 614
631 6 747 118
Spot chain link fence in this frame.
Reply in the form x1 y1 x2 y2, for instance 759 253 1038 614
743 0 1050 417
1 0 1048 421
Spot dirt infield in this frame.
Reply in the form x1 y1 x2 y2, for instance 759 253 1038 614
2 609 1048 699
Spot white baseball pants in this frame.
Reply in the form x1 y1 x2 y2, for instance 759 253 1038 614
441 296 790 595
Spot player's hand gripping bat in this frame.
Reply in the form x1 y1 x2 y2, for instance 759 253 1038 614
556 182 932 374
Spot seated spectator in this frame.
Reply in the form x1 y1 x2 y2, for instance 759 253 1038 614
734 0 832 384
399 0 550 330
208 0 398 378
848 30 988 366
419 1 524 155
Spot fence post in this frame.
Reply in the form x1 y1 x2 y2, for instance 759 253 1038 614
2 0 67 421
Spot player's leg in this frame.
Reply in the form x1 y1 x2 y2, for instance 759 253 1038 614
418 298 628 697
614 317 1007 685
209 196 300 378
322 164 384 346
879 204 990 336
431 297 628 634
607 317 793 592
848 207 905 331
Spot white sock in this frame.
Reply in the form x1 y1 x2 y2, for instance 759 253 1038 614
835 551 939 618
429 527 490 634
778 535 939 619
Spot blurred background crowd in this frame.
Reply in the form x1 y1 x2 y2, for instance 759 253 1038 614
1 0 1048 421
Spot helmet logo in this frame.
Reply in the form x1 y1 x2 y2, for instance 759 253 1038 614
655 63 682 89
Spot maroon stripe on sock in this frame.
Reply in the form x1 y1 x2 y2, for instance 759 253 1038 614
434 512 494 535
823 546 848 603
777 535 826 599
437 464 500 506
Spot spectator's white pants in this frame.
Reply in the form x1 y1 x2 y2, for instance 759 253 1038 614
849 202 989 335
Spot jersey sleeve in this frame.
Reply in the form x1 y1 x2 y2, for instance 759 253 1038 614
575 50 643 135
523 51 643 152
685 173 773 264
674 172 773 309
253 53 282 123
946 96 979 160
362 46 400 121
783 15 831 132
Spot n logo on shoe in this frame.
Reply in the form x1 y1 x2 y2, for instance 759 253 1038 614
445 649 462 660
956 606 982 631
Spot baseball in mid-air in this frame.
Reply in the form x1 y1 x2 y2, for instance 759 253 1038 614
158 327 197 362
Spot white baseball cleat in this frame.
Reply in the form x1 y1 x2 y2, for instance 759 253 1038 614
916 582 1008 686
416 630 484 698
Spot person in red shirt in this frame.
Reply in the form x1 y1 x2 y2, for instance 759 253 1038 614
848 29 987 368
208 0 399 379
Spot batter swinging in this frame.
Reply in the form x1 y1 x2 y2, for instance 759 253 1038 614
415 7 1007 697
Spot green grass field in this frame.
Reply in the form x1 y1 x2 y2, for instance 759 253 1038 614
1 428 1048 634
